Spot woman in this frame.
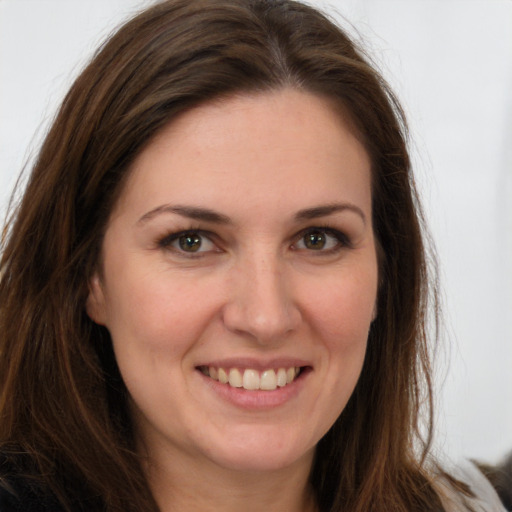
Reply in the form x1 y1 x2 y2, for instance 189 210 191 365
0 1 505 511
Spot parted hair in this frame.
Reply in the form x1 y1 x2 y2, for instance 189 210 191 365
0 1 443 510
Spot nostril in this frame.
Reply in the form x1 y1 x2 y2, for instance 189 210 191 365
221 299 301 343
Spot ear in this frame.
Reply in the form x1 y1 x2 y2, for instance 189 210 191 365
86 272 107 326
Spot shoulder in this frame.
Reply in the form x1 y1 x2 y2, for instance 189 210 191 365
477 453 512 510
0 453 65 512
435 460 508 512
0 477 63 512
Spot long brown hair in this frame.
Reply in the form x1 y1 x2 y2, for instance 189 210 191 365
0 1 442 510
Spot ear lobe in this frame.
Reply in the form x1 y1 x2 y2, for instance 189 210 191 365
86 273 107 326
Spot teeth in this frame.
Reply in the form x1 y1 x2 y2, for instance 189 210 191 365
202 366 302 391
276 368 287 387
260 369 277 390
209 366 218 380
228 368 243 388
218 367 229 384
242 369 260 390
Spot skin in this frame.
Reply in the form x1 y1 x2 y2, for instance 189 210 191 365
87 88 378 512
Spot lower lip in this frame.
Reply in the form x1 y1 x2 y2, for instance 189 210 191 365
197 369 308 410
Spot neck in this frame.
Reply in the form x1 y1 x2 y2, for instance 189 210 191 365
144 447 317 512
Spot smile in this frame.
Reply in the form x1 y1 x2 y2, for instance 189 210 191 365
199 366 302 391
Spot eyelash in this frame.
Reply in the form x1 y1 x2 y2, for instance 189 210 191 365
156 226 352 257
292 226 352 253
157 228 218 257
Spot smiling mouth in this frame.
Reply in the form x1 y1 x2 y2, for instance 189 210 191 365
198 366 304 391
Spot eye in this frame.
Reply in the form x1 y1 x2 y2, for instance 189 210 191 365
177 232 204 252
159 230 217 254
293 228 348 252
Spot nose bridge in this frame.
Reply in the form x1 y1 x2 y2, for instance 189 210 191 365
223 247 300 342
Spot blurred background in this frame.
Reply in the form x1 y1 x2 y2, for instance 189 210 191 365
1 0 511 466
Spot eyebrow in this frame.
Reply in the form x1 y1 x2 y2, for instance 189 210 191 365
137 205 232 225
294 203 366 225
137 202 366 225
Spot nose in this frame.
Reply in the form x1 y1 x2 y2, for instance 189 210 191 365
222 252 302 344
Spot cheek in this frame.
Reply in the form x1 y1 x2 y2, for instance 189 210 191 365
308 269 377 342
305 263 377 397
103 265 218 358
296 273 376 441
104 272 220 417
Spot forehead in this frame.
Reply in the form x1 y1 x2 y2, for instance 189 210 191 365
114 88 372 222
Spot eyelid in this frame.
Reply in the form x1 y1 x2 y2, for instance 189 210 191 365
157 229 220 255
156 225 352 257
292 226 352 251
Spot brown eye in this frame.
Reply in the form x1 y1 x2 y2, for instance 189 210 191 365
178 233 202 252
158 230 218 256
294 228 348 253
303 230 327 250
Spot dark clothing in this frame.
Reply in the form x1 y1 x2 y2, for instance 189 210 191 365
0 475 65 512
0 452 86 512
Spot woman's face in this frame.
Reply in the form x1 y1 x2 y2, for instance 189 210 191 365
87 89 378 476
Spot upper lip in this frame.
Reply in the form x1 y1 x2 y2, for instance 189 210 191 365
195 357 312 371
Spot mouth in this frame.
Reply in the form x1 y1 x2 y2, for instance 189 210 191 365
197 365 305 391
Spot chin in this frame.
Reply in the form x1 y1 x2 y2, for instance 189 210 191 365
212 451 313 474
202 430 316 474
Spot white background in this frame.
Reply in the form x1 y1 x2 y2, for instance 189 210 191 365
1 0 511 466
